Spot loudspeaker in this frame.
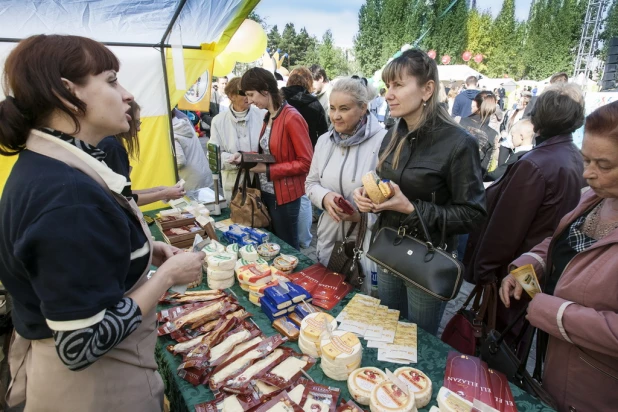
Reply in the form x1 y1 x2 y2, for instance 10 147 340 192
602 38 618 90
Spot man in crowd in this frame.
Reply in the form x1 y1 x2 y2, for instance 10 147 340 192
497 84 506 110
310 64 332 125
452 75 480 118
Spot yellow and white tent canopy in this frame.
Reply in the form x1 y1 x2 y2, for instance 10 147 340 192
0 0 259 210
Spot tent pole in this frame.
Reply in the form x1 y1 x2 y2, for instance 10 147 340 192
159 46 180 182
161 0 188 46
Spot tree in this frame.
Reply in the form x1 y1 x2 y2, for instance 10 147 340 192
600 0 618 58
296 28 320 67
426 0 469 63
379 0 409 62
465 7 494 73
318 30 352 78
279 23 300 67
267 25 281 51
485 0 519 78
354 0 384 76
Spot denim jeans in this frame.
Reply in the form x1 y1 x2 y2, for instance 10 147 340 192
262 192 301 250
377 267 447 336
298 195 313 248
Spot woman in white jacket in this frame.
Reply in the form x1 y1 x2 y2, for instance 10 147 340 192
306 77 387 267
210 77 265 201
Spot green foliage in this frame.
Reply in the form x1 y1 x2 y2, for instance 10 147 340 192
317 30 352 78
601 0 618 58
267 25 281 51
354 0 384 76
465 8 494 73
426 0 469 63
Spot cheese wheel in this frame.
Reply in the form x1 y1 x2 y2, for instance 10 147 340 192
206 252 237 271
248 293 261 306
321 357 361 381
370 381 416 412
394 367 432 409
240 244 259 261
226 243 240 257
239 282 250 292
436 387 472 412
348 367 387 406
300 313 337 343
206 267 234 281
202 240 226 257
235 257 268 272
298 332 320 358
248 280 279 295
207 276 234 290
273 254 299 272
319 330 362 363
237 265 273 286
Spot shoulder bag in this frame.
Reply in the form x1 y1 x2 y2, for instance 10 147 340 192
327 212 368 288
230 169 271 228
366 206 464 301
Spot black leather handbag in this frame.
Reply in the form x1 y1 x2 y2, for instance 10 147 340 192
366 206 464 301
327 213 368 288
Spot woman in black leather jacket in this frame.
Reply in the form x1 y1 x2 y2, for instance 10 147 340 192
354 49 486 335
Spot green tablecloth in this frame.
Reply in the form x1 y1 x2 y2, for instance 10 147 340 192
146 209 554 412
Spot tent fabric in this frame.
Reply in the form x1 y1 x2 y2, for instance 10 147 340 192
0 0 247 46
438 65 482 82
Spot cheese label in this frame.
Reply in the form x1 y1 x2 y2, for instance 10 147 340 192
304 313 335 340
353 369 384 392
375 383 409 408
321 332 358 359
398 369 428 392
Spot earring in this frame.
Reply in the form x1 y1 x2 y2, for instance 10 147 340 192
423 101 427 107
72 106 79 113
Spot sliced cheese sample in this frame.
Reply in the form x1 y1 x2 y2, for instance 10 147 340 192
370 381 416 412
206 252 237 271
240 244 259 261
209 329 251 363
437 387 473 412
320 330 362 363
223 337 263 363
288 383 305 404
206 267 235 281
348 367 387 406
394 367 432 409
222 395 244 412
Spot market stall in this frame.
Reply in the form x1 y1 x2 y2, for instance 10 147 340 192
146 208 554 412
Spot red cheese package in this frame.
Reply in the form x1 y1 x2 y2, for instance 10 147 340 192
207 321 262 367
157 300 232 335
157 301 212 323
312 272 353 310
177 366 209 386
253 391 303 412
222 348 295 394
300 381 341 412
335 196 355 215
487 368 517 412
444 351 485 405
209 335 288 391
259 352 316 389
178 317 240 369
291 264 328 293
478 360 498 409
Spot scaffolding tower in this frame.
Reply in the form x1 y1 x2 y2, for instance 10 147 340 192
573 0 609 80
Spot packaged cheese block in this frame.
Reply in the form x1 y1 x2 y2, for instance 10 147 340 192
206 267 235 281
249 280 279 296
206 252 237 271
226 243 240 257
221 395 244 412
286 283 310 303
238 265 273 286
288 384 305 404
257 242 281 258
298 332 320 358
207 276 234 290
370 381 416 412
202 240 226 257
239 282 250 292
394 367 432 409
272 317 300 341
209 329 252 364
249 293 261 306
264 284 293 309
436 387 473 412
319 331 362 364
300 313 337 343
261 296 288 318
223 336 264 363
348 367 387 406
240 244 259 261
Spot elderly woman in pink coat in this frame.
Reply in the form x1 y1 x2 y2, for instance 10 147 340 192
500 101 618 412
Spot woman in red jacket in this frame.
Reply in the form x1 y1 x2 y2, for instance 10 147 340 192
240 68 314 249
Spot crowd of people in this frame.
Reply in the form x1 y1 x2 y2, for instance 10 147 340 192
0 34 616 412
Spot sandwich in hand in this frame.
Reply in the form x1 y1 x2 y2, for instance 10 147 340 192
361 171 394 204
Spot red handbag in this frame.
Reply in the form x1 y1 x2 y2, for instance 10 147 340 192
441 283 497 356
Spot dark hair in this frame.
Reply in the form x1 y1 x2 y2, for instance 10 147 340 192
585 100 618 140
274 71 284 81
309 64 328 82
549 72 568 84
116 101 140 158
472 91 497 125
531 83 584 137
465 76 478 86
287 67 313 92
240 68 282 110
0 34 120 155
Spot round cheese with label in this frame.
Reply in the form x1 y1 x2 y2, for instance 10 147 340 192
206 267 235 281
206 252 237 271
235 257 268 273
321 357 361 381
394 367 432 409
300 313 337 343
226 243 240 257
370 381 416 412
240 244 259 261
207 276 234 290
319 330 362 363
257 242 281 258
273 254 299 272
436 387 472 412
298 332 320 358
248 293 261 306
348 367 387 406
202 240 226 257
239 282 250 292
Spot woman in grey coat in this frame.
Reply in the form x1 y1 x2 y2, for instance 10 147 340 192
305 78 387 267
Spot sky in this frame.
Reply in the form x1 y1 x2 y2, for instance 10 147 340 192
254 0 534 48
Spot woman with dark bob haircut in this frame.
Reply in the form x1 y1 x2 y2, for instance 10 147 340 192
240 67 314 249
0 35 203 411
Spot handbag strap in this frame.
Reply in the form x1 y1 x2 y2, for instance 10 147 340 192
400 202 448 249
355 212 368 250
459 283 497 331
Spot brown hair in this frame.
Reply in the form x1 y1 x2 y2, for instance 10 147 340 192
115 101 141 158
531 83 584 138
240 68 282 110
584 100 618 140
224 77 242 98
0 34 120 155
549 72 569 84
378 49 460 170
472 91 497 125
287 67 314 93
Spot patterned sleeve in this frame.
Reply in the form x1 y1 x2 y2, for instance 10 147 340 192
52 298 142 371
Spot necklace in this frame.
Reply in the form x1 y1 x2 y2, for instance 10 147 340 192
581 199 618 240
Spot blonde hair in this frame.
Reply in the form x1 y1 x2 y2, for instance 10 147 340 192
330 77 369 107
378 49 459 170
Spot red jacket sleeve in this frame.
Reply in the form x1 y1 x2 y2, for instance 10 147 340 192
268 112 313 181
